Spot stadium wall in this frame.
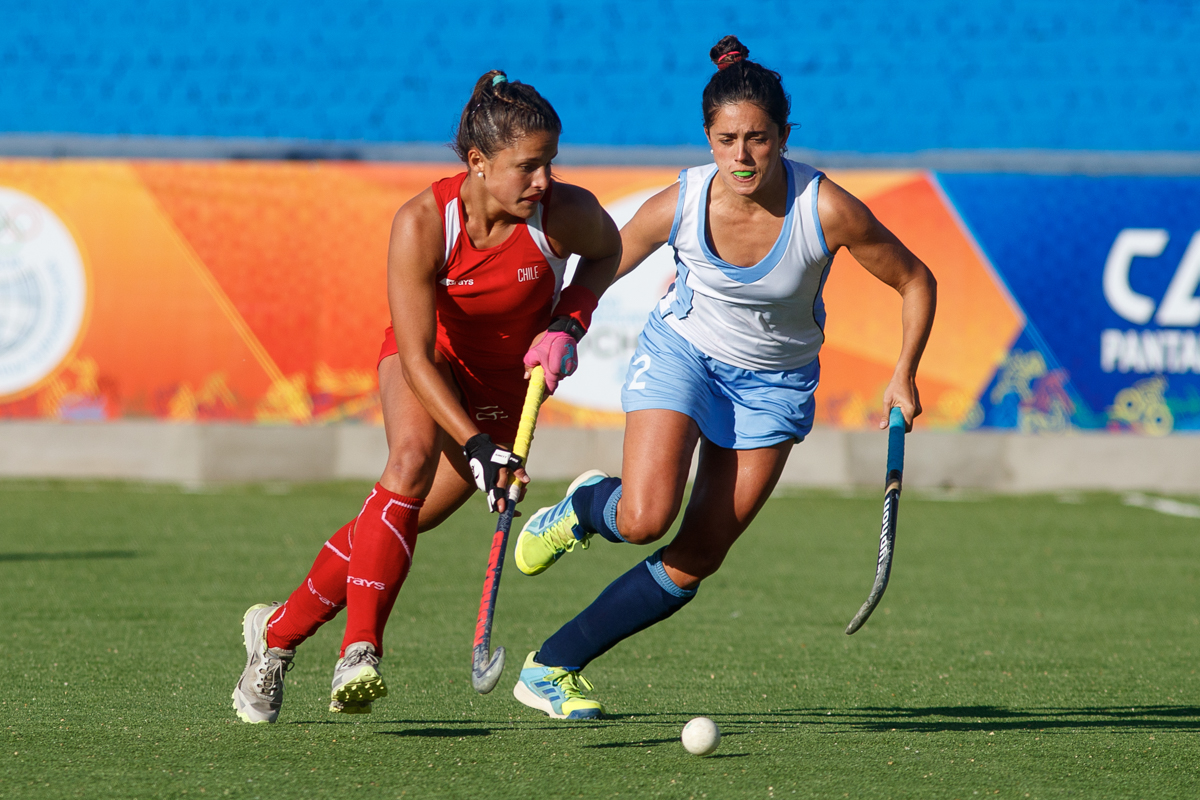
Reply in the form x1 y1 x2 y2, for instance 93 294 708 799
3 421 1199 494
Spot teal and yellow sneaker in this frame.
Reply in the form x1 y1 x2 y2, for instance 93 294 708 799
512 651 604 719
515 470 609 576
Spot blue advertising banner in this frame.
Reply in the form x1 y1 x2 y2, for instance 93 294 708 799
939 175 1200 434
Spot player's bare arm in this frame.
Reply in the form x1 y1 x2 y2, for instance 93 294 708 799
817 176 937 429
545 182 622 296
387 188 481 447
614 183 680 280
521 182 622 388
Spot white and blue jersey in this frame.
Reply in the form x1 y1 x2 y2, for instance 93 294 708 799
661 159 832 371
621 159 832 448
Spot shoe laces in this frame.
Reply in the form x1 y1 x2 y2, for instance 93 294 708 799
543 667 594 699
256 651 294 694
341 645 379 670
542 517 592 554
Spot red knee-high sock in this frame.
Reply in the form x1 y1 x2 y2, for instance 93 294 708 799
266 522 354 650
341 483 422 656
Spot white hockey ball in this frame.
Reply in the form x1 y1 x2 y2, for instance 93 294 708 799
681 717 720 756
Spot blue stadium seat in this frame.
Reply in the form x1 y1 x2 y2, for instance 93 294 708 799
0 0 1196 151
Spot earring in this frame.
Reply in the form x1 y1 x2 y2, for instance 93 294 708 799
477 172 484 178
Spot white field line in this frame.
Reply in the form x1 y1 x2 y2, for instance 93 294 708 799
1122 493 1200 520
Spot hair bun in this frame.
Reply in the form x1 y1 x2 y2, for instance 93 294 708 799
710 35 749 69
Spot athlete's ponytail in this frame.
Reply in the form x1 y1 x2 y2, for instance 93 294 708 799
453 70 562 161
702 36 791 135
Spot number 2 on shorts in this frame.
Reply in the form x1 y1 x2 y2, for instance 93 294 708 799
627 354 651 391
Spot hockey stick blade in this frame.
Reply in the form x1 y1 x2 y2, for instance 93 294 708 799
471 499 517 693
471 642 506 693
844 484 899 634
845 407 906 635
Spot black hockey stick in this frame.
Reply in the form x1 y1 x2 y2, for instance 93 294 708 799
471 367 546 693
845 406 906 635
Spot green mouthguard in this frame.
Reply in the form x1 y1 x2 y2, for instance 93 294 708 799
733 170 754 177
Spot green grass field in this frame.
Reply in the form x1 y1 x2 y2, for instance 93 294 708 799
3 479 1199 799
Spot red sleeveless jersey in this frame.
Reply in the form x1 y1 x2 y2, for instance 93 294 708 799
378 173 568 440
432 172 568 364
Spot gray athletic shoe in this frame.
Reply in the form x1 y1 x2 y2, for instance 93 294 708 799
330 641 388 706
232 603 295 724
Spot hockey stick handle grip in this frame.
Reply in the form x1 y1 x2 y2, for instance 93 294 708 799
886 407 906 477
511 366 545 465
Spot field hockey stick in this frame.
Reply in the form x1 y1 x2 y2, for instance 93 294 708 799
471 366 547 694
845 406 906 635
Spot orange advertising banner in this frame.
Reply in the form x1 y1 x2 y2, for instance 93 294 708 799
0 160 1019 429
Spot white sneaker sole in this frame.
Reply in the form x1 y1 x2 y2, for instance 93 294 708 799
512 678 568 719
568 469 610 495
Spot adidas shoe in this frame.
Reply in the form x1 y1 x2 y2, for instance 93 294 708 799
514 470 609 575
330 641 388 706
512 651 603 720
232 603 295 724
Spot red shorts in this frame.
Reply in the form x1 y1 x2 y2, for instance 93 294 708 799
378 327 525 445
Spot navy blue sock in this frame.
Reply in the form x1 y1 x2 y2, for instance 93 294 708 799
537 548 696 670
572 477 625 543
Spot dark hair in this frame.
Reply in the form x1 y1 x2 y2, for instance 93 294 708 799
452 70 562 162
703 36 791 135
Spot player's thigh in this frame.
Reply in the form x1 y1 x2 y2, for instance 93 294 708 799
616 408 700 543
378 353 457 498
661 438 793 586
417 449 477 531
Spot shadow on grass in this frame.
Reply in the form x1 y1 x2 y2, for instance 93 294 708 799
586 737 682 749
378 728 492 738
627 705 1200 734
289 719 613 734
584 731 746 750
0 550 138 562
821 704 1200 733
295 707 1200 736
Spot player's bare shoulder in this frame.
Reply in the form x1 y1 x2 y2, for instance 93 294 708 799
392 186 442 236
544 181 620 259
544 181 604 231
388 186 446 273
814 176 882 253
627 182 680 242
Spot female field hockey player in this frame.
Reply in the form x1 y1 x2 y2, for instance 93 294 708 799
511 36 937 719
232 71 621 723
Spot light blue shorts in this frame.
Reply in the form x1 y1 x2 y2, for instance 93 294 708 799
620 311 819 449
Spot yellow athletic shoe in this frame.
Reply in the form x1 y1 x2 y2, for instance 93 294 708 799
512 651 604 719
515 470 609 576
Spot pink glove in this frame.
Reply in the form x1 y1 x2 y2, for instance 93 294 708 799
523 331 579 395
